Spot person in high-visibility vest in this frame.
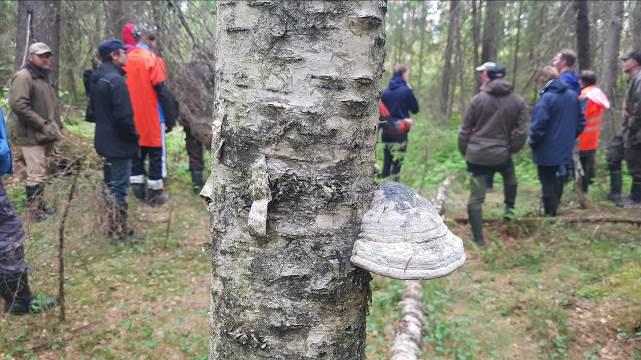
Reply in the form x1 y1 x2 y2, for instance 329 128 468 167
578 70 610 193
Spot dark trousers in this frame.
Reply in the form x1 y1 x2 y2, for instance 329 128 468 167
467 159 517 211
103 158 131 206
607 133 641 199
132 147 163 181
537 165 566 216
382 142 407 180
185 125 204 173
579 150 596 193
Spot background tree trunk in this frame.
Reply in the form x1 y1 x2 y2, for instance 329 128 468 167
205 1 385 358
472 0 482 92
416 2 427 92
574 0 591 71
441 1 460 116
601 0 624 144
481 0 503 63
633 1 641 50
15 0 60 89
512 2 522 89
105 0 127 39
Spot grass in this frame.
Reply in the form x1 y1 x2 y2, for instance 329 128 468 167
2 110 641 359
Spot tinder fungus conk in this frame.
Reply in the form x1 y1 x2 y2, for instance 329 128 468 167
350 182 465 280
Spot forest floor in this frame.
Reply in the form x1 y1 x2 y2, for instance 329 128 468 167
0 110 640 359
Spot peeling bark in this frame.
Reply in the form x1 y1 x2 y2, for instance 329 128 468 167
205 1 386 359
390 176 454 360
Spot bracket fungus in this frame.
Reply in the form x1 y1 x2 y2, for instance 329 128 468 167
350 182 466 280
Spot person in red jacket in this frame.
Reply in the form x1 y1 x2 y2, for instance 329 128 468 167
124 30 177 207
578 70 610 193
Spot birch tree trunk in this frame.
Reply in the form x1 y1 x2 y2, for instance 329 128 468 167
601 0 624 144
512 2 522 90
472 0 482 92
15 0 60 88
574 0 591 71
204 1 386 359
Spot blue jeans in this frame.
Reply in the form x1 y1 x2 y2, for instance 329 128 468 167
103 158 131 205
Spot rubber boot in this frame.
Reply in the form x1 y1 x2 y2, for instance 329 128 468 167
191 171 204 195
131 183 147 201
542 196 558 217
467 208 485 246
146 189 170 207
25 185 56 222
111 203 143 245
503 183 517 221
624 181 641 209
1 273 57 315
607 169 623 207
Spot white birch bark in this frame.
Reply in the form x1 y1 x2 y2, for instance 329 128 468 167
203 1 386 358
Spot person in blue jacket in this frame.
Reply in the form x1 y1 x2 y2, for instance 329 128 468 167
553 49 580 94
0 109 57 315
529 66 586 216
380 64 419 181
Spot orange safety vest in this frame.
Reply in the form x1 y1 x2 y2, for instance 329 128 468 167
125 47 167 147
578 85 609 152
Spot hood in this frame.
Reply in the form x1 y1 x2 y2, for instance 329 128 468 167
481 78 513 96
122 23 137 47
388 74 406 90
543 79 567 94
581 85 610 109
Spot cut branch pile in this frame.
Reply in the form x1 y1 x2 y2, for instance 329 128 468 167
390 175 455 360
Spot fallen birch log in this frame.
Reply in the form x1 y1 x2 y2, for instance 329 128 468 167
390 175 454 360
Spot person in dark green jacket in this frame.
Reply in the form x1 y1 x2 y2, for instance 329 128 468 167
8 42 63 222
459 65 528 245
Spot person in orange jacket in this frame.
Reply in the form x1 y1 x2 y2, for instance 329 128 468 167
578 70 610 193
124 30 177 207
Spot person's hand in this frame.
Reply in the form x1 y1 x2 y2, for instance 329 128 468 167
404 118 413 126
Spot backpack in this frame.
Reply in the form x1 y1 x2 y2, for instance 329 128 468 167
83 68 95 122
378 100 410 136
0 109 13 175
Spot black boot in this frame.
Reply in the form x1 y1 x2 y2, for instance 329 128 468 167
467 208 485 246
191 171 204 195
1 273 57 315
146 189 171 207
542 196 558 217
111 203 142 245
25 185 56 222
623 181 641 208
607 169 623 206
503 183 517 220
131 183 146 201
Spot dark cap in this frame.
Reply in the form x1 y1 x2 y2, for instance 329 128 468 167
487 65 507 80
98 39 128 58
621 51 641 65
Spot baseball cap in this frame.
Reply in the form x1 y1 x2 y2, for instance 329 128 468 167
487 65 507 80
475 62 496 72
621 51 641 65
98 39 128 58
28 42 53 56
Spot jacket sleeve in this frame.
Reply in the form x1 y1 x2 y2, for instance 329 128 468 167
154 82 178 131
510 101 529 153
458 100 476 155
111 77 139 143
628 77 641 131
8 72 48 130
406 88 419 114
575 98 586 138
528 97 550 148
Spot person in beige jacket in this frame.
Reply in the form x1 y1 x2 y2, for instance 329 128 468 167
9 42 64 221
